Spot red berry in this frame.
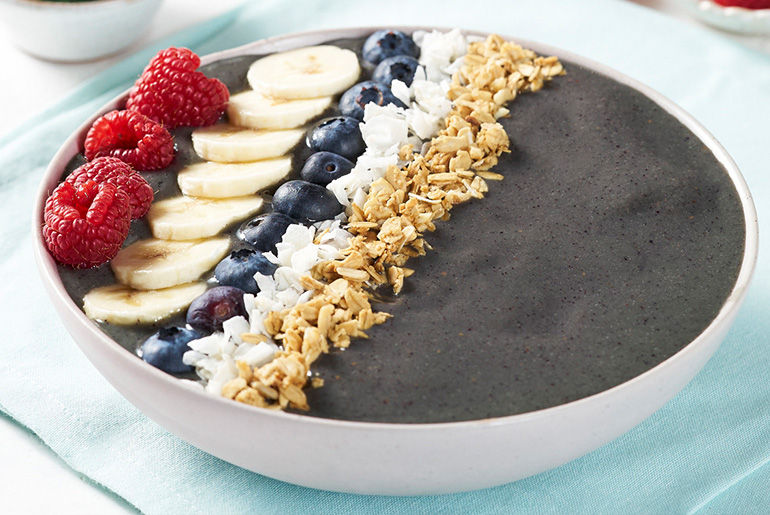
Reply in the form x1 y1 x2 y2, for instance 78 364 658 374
84 110 174 171
713 0 770 7
67 157 154 219
43 180 131 268
126 47 229 129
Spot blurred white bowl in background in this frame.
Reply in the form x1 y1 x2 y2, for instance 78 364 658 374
0 0 163 62
677 0 770 35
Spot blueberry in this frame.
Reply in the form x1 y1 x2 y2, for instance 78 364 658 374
140 327 200 374
238 212 297 253
300 151 354 186
272 180 344 223
373 55 420 87
307 116 365 160
214 248 277 294
362 30 418 65
339 81 406 120
186 286 247 333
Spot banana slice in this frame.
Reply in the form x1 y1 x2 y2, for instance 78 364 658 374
177 158 291 199
111 237 230 290
83 282 207 325
191 124 304 163
247 45 360 99
227 90 331 130
148 195 263 240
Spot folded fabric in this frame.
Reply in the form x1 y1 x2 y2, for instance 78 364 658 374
1 0 769 513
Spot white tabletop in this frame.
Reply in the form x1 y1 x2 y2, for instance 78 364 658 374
0 1 766 512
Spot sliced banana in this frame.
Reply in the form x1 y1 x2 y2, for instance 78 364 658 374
247 45 360 99
227 90 331 130
83 282 207 325
148 195 263 240
191 124 304 163
177 158 291 199
111 237 230 290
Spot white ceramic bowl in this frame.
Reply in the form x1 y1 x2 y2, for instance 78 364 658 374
677 0 770 35
0 0 163 62
33 27 759 495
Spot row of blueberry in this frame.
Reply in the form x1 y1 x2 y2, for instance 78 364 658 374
141 30 423 374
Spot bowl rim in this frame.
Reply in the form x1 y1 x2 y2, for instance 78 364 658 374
32 25 760 432
0 0 159 9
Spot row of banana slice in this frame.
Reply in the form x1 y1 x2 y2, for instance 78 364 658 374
83 45 361 326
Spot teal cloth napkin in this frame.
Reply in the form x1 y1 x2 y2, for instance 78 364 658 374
1 0 769 512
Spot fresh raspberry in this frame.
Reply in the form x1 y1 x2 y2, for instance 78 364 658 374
84 110 175 171
126 47 229 129
713 0 770 7
67 157 154 219
43 179 131 268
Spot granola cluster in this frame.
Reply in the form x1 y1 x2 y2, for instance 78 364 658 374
222 35 564 410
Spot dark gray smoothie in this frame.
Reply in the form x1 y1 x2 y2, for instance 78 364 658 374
58 37 746 424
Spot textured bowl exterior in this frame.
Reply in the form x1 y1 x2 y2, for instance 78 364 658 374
33 27 759 494
0 0 162 62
